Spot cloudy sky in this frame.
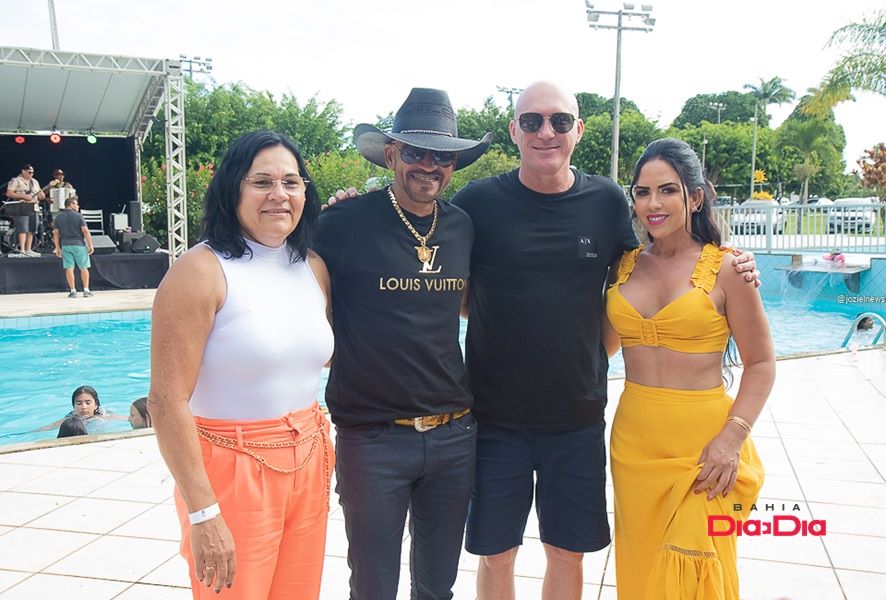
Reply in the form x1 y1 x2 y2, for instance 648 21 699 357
4 0 884 170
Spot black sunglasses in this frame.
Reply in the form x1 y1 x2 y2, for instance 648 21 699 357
396 144 457 168
517 112 576 134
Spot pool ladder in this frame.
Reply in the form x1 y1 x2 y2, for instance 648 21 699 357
841 312 886 348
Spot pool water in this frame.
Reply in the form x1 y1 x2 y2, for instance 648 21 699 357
1 300 880 445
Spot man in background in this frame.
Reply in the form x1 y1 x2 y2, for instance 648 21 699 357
5 163 44 256
53 197 94 298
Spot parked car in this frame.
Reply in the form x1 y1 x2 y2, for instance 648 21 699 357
807 196 834 211
827 197 879 233
731 200 786 234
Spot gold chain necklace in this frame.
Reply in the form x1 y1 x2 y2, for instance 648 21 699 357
388 186 438 264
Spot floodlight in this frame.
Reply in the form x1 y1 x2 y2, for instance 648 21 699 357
14 135 25 144
49 132 61 144
86 133 97 144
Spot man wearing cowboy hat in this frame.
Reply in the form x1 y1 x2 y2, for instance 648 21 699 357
314 88 491 600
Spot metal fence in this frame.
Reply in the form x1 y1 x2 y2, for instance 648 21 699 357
714 201 885 254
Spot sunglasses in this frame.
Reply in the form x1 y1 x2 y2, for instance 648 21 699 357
396 144 457 168
517 112 576 134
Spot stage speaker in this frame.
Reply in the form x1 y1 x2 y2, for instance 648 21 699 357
92 235 118 255
131 233 161 254
129 201 143 232
117 231 142 253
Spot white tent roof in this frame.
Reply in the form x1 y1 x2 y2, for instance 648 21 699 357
0 46 171 140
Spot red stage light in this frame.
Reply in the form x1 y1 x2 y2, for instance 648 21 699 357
14 136 25 144
49 133 62 144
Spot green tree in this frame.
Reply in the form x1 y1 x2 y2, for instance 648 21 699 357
142 79 348 167
141 160 215 247
668 122 774 199
805 10 886 116
445 150 520 200
457 97 515 158
776 117 845 201
306 149 389 203
572 110 660 181
274 94 348 157
575 92 640 118
671 91 760 128
743 77 796 198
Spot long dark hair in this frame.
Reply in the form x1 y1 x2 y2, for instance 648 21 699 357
131 397 151 427
71 385 102 413
630 137 721 246
630 138 739 387
201 130 319 262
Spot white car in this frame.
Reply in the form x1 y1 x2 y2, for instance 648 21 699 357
731 200 786 234
827 197 879 233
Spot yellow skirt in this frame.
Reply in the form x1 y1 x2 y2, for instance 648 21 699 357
610 381 764 600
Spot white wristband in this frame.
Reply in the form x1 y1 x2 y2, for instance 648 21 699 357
188 503 221 525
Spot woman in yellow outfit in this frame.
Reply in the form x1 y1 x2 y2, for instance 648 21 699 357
604 138 775 599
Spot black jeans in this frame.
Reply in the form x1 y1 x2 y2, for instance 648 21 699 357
334 413 477 600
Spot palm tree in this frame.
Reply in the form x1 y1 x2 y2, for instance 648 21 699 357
744 77 796 199
805 10 886 116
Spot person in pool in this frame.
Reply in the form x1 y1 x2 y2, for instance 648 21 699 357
39 385 126 430
129 397 152 429
57 415 88 438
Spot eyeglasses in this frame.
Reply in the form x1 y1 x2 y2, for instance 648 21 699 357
243 175 310 194
23 169 34 173
517 112 576 134
396 144 458 168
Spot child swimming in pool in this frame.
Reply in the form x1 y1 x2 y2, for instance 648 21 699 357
39 385 127 431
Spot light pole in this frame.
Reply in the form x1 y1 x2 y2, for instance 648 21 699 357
585 2 656 182
496 86 524 111
701 136 708 173
178 55 214 80
47 0 59 50
708 101 725 124
749 110 758 199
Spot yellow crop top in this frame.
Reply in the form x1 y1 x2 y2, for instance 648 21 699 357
605 243 731 353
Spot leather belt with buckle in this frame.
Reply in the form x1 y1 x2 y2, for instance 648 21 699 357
393 408 471 432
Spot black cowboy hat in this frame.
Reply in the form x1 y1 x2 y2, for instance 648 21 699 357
354 88 492 171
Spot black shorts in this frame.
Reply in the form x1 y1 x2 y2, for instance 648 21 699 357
465 421 611 555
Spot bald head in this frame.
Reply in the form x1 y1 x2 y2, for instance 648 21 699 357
509 80 584 191
514 81 579 117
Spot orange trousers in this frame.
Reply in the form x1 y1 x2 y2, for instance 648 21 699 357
174 403 334 600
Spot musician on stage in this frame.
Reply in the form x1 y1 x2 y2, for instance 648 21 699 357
42 168 77 227
5 163 44 256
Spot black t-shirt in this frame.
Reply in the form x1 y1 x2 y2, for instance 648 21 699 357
314 189 474 427
53 210 86 246
451 168 638 431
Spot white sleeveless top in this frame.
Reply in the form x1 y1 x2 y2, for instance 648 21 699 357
189 239 334 420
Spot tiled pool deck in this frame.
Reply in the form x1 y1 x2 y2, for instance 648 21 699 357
1 290 885 599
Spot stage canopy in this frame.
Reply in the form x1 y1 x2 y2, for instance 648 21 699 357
0 47 190 260
0 46 166 140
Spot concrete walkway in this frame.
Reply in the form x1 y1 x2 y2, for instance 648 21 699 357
1 292 885 598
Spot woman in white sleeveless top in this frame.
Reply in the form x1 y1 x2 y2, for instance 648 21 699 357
149 131 334 599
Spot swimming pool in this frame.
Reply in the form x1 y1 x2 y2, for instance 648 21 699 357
1 300 880 445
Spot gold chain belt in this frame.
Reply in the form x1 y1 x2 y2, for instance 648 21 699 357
393 408 471 432
196 424 332 504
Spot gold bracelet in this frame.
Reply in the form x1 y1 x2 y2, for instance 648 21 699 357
727 415 752 434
